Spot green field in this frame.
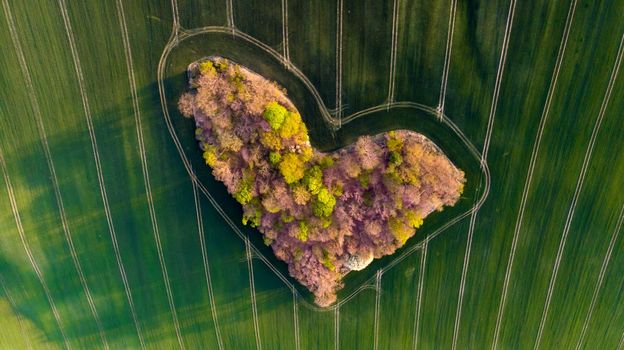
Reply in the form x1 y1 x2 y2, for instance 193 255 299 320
1 0 624 349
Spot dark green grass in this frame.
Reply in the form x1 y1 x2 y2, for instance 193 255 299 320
442 0 510 149
288 0 337 111
233 0 283 50
393 0 450 106
341 0 394 115
178 0 228 28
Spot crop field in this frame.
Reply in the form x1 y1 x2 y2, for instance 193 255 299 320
0 0 623 349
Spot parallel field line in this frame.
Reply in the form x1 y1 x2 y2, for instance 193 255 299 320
292 290 300 350
437 0 458 118
335 0 344 122
334 306 340 350
0 147 71 349
491 1 579 348
170 0 179 29
574 200 624 350
373 271 382 350
386 0 399 104
59 0 187 348
281 0 289 64
533 28 624 350
192 181 224 349
3 1 105 348
451 0 518 348
245 239 262 350
113 0 163 347
412 241 427 350
226 0 234 29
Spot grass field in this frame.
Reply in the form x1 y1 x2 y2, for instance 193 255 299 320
1 0 624 349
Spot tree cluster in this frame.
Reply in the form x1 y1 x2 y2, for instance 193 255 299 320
179 57 466 306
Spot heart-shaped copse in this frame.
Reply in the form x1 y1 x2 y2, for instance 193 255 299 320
178 57 465 307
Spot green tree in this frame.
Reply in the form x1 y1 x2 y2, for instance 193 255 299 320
313 188 336 217
303 165 323 194
263 101 288 130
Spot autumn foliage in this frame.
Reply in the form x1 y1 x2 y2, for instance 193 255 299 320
179 57 466 306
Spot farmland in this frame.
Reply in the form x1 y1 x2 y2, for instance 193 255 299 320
1 0 624 349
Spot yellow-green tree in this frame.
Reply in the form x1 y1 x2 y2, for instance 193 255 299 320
263 101 288 130
279 152 306 184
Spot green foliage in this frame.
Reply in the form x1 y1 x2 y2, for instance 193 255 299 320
279 111 302 139
321 249 335 271
234 182 253 205
279 152 306 184
260 131 283 151
386 131 404 152
293 247 303 261
202 145 218 167
300 146 314 162
332 182 344 197
242 206 262 228
228 66 246 94
263 101 288 130
313 188 336 217
358 171 370 188
234 172 255 205
385 150 414 185
198 60 216 75
383 164 402 183
406 211 423 229
398 164 421 186
319 155 334 169
214 59 228 72
296 220 309 242
303 165 323 195
388 216 414 245
269 151 282 165
363 190 373 206
389 151 403 166
321 217 332 229
281 213 295 223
